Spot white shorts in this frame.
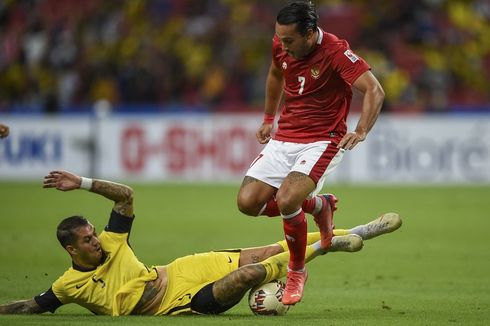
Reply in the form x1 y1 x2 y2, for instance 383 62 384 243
246 139 345 198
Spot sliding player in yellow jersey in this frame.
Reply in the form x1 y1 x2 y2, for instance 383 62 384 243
0 170 401 316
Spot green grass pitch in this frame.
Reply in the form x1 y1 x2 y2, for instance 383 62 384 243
0 182 489 325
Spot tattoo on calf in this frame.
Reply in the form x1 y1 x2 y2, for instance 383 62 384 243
213 265 266 306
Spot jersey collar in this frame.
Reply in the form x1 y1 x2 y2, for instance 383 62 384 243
72 252 107 272
72 262 97 272
316 27 324 44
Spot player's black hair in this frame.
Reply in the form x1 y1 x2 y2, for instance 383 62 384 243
276 1 318 36
57 215 89 248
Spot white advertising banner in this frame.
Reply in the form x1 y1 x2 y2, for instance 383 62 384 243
96 114 264 181
96 114 490 184
1 114 489 184
343 115 490 183
0 116 92 180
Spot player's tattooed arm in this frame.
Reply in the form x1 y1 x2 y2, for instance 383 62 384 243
43 170 134 217
91 179 134 217
0 299 47 314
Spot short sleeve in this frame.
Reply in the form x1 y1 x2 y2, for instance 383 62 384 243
330 42 370 85
34 287 63 313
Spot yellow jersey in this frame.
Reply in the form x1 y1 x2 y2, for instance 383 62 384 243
35 210 157 315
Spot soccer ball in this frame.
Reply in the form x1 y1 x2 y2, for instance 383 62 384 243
248 280 290 316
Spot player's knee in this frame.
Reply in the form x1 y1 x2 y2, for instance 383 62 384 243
237 193 261 216
275 192 297 213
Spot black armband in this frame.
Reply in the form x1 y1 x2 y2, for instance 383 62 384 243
105 210 134 233
34 288 63 313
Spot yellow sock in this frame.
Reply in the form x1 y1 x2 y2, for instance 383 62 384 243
276 232 321 252
333 228 350 236
260 245 319 284
260 251 288 283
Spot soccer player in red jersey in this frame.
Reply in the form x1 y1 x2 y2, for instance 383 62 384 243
237 1 385 305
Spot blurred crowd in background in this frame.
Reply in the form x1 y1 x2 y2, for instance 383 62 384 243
0 0 489 114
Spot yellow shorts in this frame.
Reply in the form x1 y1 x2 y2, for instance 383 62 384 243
155 250 241 315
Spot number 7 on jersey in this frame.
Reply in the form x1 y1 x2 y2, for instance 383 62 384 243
298 76 305 95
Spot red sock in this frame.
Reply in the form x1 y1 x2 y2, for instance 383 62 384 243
282 210 307 271
302 197 317 214
261 197 280 217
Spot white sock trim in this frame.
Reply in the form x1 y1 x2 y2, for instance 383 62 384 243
281 208 303 219
287 266 306 273
311 196 323 215
80 177 93 190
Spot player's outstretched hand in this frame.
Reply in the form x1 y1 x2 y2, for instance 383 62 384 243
43 170 82 191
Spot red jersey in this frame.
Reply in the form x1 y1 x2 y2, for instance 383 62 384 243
272 28 370 143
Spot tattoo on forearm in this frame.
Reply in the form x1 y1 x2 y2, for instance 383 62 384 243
0 299 45 314
91 180 133 216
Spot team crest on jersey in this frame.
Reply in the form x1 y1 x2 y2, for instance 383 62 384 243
310 66 320 79
344 49 359 63
282 62 287 69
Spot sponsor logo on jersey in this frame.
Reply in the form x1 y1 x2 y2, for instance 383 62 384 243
75 282 88 289
282 62 287 69
310 66 320 79
344 49 359 63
